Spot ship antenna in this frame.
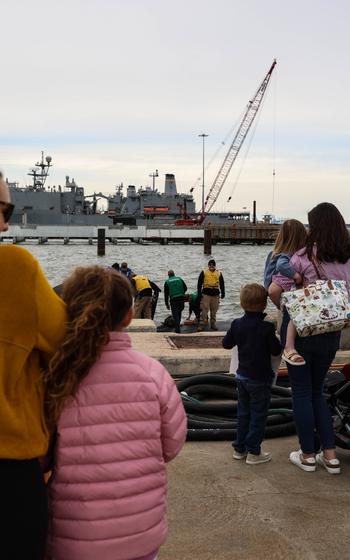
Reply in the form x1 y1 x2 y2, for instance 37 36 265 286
149 169 159 191
28 151 53 190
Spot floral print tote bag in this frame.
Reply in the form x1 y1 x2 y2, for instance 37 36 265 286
281 259 350 337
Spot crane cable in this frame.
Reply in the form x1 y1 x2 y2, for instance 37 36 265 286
204 60 277 215
225 67 277 210
189 60 277 214
225 91 267 205
271 67 278 215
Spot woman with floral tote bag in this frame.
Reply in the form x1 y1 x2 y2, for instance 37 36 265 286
269 203 350 475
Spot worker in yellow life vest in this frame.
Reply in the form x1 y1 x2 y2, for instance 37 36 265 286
197 259 225 331
131 274 161 319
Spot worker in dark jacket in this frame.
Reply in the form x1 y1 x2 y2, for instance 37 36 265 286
131 274 161 319
164 270 187 333
185 291 201 324
120 262 133 280
197 259 225 331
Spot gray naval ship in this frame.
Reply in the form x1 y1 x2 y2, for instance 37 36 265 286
6 153 250 226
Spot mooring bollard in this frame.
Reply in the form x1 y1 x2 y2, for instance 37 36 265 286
204 229 212 255
97 228 105 256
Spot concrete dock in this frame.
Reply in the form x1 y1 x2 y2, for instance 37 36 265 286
130 331 232 376
128 321 350 559
1 224 204 243
128 329 350 377
161 437 350 560
125 323 350 559
0 223 278 245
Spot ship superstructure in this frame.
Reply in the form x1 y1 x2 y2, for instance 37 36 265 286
6 155 199 226
7 154 249 226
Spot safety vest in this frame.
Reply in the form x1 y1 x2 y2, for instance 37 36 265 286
133 275 151 293
203 268 220 289
166 276 185 299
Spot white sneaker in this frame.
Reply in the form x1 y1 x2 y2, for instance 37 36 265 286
232 450 247 460
289 450 316 472
246 451 271 465
316 452 341 475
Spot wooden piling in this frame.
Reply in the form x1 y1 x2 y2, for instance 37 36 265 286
204 228 212 255
97 228 106 256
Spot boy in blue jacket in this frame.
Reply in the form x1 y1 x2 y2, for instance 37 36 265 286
223 283 281 464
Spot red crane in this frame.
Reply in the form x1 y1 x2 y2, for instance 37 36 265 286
176 59 277 226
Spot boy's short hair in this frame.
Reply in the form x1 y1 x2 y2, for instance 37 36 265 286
240 283 267 312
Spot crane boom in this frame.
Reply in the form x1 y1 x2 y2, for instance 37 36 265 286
203 59 276 216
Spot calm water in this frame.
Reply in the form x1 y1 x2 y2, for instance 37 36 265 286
12 241 274 323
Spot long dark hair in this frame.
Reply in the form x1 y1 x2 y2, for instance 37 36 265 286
44 266 133 431
306 202 350 263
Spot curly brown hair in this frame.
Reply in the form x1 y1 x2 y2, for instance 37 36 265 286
44 265 133 431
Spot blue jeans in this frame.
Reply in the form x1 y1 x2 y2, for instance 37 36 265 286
281 311 340 453
233 379 271 455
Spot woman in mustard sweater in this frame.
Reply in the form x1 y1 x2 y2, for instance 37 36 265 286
0 176 66 559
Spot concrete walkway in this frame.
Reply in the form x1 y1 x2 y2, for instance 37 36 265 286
160 437 350 560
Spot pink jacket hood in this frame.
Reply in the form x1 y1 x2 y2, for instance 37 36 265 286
48 332 187 560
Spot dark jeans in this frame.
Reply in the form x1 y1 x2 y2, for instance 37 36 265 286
281 311 340 453
189 300 201 321
0 458 48 560
170 297 185 333
234 379 271 455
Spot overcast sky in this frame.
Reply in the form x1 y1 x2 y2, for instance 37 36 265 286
1 0 349 220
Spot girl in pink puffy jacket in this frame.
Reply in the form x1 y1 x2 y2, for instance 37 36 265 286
44 266 187 560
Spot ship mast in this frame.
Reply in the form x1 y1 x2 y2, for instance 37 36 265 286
27 151 53 190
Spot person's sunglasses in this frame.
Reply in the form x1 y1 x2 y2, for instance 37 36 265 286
0 201 15 223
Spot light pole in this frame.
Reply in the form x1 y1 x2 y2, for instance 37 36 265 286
198 133 208 213
149 169 159 191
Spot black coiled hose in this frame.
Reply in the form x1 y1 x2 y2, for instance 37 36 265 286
176 374 295 441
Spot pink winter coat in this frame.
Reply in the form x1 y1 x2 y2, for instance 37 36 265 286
47 332 187 560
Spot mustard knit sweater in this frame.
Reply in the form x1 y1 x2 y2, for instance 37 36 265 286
0 246 66 459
